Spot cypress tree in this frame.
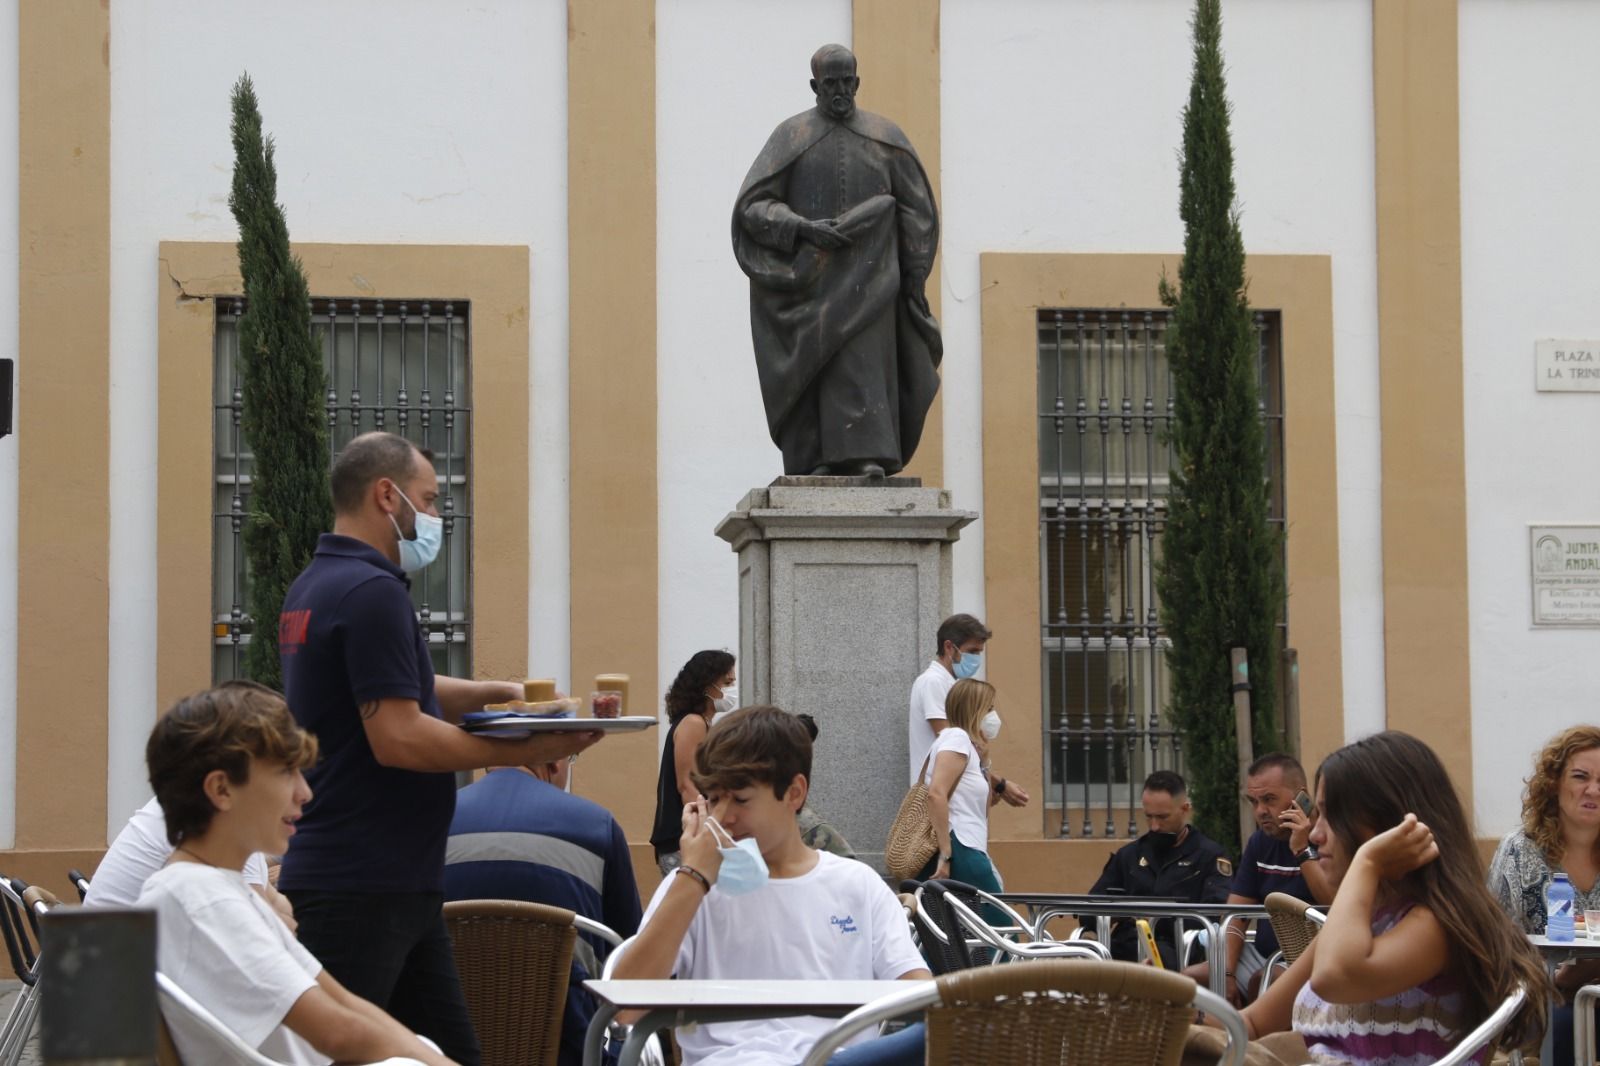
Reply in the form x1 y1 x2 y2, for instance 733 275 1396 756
229 73 331 688
1155 0 1285 852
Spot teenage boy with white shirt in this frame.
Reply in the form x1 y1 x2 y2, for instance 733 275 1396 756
906 614 1030 813
617 706 932 1066
84 796 294 928
137 681 454 1066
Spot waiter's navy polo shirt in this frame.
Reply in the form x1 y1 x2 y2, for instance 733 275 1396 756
277 533 454 894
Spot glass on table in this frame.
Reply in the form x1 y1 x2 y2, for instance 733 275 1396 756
591 690 624 718
1585 909 1600 939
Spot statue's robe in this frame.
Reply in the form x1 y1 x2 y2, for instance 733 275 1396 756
733 107 942 475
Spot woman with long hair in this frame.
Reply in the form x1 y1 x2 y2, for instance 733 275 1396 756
648 649 735 875
1205 731 1547 1065
1488 726 1600 1064
916 678 1003 894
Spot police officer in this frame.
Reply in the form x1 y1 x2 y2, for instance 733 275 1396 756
1082 770 1231 967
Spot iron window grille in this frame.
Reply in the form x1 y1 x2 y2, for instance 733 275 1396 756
1038 308 1285 837
213 297 473 683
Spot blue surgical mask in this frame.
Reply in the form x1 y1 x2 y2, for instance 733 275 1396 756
387 483 444 572
708 817 769 896
953 650 981 680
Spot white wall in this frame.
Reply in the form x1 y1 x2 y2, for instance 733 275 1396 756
1460 0 1600 836
107 0 570 835
0 0 20 849
655 0 852 711
941 0 1385 743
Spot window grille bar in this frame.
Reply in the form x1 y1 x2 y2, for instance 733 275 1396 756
213 297 473 684
1040 308 1283 838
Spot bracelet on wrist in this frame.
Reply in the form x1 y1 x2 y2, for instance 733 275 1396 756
992 776 1007 795
674 865 712 894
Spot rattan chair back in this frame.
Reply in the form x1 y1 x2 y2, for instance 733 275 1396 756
926 959 1199 1066
444 899 577 1066
1263 891 1323 964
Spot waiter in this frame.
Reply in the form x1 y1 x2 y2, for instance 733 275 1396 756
1082 770 1231 967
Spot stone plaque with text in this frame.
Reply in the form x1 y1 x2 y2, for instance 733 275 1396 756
1536 339 1600 392
1531 525 1600 626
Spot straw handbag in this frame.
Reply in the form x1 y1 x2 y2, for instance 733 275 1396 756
885 753 942 879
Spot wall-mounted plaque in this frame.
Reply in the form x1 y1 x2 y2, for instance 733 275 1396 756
1531 525 1600 626
1536 339 1600 392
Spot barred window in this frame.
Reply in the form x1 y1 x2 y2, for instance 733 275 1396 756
213 298 472 683
1038 308 1285 837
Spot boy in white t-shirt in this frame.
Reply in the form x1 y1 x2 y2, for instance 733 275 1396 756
617 706 931 1066
138 681 453 1066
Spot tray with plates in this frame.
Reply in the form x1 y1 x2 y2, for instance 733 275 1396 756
461 711 658 738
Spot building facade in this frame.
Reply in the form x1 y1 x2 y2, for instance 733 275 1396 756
0 0 1593 893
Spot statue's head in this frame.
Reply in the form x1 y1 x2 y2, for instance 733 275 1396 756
809 44 859 122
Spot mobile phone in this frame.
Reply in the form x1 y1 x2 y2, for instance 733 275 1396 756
1136 918 1164 969
1293 789 1314 819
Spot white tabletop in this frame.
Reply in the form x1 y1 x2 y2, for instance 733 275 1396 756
583 979 923 1012
1529 934 1600 952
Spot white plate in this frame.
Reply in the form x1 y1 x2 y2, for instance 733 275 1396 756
461 715 657 737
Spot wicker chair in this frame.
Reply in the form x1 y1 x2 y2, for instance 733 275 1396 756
1257 892 1325 995
443 899 578 1066
800 958 1247 1066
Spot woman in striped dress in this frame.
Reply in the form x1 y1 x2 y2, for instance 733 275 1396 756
1217 732 1548 1065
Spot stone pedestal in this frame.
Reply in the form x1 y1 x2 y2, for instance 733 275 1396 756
715 477 976 869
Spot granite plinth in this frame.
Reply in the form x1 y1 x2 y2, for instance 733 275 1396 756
715 484 976 869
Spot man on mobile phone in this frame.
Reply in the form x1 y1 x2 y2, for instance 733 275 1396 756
1181 752 1334 1004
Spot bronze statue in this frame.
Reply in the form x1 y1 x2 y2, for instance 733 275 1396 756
733 44 942 478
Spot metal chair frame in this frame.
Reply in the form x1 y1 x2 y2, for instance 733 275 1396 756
155 972 430 1065
595 935 665 1066
1428 984 1528 1066
1574 983 1600 1066
0 879 42 1066
798 959 1250 1066
940 891 1110 964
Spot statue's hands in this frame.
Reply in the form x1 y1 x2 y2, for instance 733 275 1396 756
801 218 852 249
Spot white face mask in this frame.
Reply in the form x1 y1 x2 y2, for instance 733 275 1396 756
980 709 1002 741
713 693 736 715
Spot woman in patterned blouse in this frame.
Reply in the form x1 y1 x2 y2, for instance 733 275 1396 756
1488 725 1600 1065
1208 732 1548 1065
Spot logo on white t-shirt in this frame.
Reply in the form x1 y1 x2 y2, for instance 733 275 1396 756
830 913 858 934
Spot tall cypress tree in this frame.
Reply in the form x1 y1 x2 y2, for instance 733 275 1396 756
1155 0 1285 852
229 73 331 688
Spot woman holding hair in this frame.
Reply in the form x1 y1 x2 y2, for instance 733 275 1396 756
917 678 1003 893
1488 726 1600 1064
649 649 736 875
1194 731 1546 1065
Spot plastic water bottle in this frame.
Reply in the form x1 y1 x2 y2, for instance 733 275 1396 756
1548 872 1576 942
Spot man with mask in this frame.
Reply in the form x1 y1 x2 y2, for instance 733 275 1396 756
1083 771 1230 968
907 614 1028 809
278 431 605 1065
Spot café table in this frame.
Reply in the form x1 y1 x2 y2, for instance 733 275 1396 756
582 978 931 1066
1528 934 1600 1063
998 893 1272 996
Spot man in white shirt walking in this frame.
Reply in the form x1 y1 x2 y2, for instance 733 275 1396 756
907 614 1029 809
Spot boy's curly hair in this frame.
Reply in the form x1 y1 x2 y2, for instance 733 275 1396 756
146 681 318 845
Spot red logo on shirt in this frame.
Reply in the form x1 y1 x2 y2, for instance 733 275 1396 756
279 609 312 654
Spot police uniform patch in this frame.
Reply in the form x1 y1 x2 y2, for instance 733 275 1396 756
1138 856 1148 867
1217 857 1233 877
